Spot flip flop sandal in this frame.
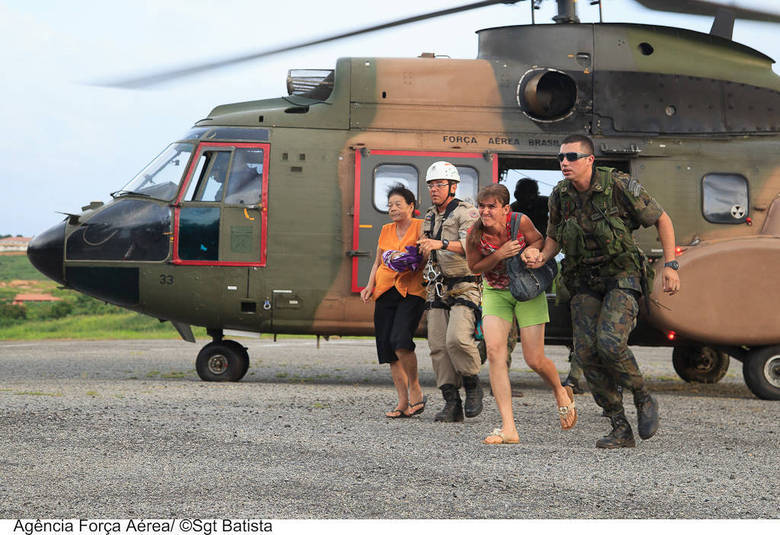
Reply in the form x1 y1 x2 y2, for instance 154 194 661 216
483 428 520 445
559 385 578 430
385 407 410 419
407 395 427 416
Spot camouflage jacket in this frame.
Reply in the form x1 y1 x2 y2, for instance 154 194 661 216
547 167 663 292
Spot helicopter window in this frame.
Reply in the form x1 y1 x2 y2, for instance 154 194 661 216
66 199 171 262
702 173 749 224
120 143 194 201
179 127 209 141
184 151 232 202
224 148 264 205
454 166 478 206
373 164 418 212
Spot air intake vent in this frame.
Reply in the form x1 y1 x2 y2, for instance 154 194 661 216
286 69 335 101
517 68 577 122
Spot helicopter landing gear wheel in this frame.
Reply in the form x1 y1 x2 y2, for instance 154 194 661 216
672 346 730 384
196 340 249 382
742 345 780 400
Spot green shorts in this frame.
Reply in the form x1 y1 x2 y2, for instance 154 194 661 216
482 285 549 327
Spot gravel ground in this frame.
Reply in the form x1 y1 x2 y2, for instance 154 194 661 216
0 338 777 519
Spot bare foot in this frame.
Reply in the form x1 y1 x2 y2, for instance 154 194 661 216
385 404 410 418
483 427 520 444
556 386 577 430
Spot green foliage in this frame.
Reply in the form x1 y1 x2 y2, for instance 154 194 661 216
0 312 209 340
0 303 27 325
25 301 74 321
70 293 124 315
0 255 48 281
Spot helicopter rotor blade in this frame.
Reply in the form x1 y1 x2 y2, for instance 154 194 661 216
99 0 522 89
634 0 780 23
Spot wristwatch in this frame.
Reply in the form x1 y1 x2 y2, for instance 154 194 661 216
663 260 679 270
441 239 450 250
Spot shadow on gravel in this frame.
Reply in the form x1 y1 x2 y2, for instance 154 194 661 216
643 379 755 400
149 368 758 401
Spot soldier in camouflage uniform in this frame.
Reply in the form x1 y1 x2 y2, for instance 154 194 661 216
418 161 484 423
523 134 681 448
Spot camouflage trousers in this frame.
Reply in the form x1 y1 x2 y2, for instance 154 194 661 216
570 288 648 416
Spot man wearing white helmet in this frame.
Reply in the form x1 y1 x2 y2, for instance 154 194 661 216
418 161 484 422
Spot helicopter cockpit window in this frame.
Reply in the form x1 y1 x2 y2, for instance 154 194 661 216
183 151 232 202
702 173 749 224
455 166 478 206
373 164 418 212
118 143 194 201
224 148 264 205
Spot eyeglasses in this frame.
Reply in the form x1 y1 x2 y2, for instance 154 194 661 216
557 152 592 162
427 181 450 190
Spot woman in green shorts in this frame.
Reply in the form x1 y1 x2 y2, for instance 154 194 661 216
466 184 576 444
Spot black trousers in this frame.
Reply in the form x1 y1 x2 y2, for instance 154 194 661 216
373 287 425 364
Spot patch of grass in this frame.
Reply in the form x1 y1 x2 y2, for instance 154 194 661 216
86 391 99 397
160 371 191 379
0 254 48 281
0 312 209 340
14 391 62 397
275 372 288 379
146 371 160 377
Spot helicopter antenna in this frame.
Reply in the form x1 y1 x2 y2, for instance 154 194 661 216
531 0 542 24
591 0 604 23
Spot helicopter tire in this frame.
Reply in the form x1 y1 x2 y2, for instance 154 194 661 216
742 345 780 401
222 339 250 378
196 341 249 382
671 346 730 384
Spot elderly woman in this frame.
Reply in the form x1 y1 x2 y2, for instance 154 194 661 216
361 184 427 418
466 184 575 444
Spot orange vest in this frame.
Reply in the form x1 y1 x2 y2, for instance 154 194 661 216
373 218 426 300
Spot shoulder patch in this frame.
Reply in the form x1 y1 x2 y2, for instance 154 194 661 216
468 208 479 219
627 178 643 198
612 173 641 197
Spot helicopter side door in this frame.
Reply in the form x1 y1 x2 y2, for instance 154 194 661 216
171 142 270 327
174 142 269 265
351 150 497 292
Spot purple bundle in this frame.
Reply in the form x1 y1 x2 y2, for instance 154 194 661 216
382 245 422 272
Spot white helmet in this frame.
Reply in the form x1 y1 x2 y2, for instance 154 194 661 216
425 161 460 183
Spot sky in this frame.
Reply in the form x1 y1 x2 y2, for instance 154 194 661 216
1 0 779 237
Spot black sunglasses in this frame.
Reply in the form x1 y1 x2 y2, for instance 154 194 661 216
557 152 592 162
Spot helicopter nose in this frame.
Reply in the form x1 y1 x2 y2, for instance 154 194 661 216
27 221 66 285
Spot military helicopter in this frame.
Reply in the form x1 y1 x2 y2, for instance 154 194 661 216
26 0 780 400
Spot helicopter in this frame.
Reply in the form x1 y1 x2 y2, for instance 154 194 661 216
25 0 780 400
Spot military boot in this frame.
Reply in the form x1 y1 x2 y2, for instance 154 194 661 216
562 375 585 395
595 412 636 449
562 349 586 394
434 384 464 423
634 391 659 440
462 375 484 418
